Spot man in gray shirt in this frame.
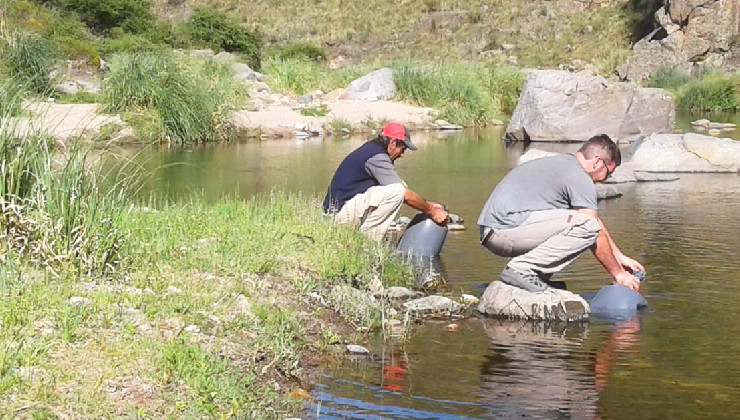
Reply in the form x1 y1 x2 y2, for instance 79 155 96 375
477 134 643 292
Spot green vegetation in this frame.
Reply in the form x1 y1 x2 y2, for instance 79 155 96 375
44 0 155 34
279 42 326 61
264 56 362 95
101 52 245 143
0 30 61 94
393 62 524 126
649 69 740 112
185 8 262 70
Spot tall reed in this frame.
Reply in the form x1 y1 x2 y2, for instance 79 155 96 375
102 52 243 143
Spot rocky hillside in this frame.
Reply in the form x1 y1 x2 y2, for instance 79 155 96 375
154 0 661 76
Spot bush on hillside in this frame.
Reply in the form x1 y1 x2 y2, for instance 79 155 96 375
46 0 155 34
185 8 261 70
278 42 326 61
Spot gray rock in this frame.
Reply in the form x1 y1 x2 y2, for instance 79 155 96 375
345 67 396 101
189 49 214 58
385 286 419 299
402 295 463 315
595 184 622 200
297 93 313 104
233 63 256 82
55 82 78 95
505 70 675 143
346 344 370 355
478 281 589 322
633 172 680 182
618 1 740 83
69 296 92 306
626 133 740 172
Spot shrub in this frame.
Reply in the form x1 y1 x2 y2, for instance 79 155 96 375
279 42 326 61
487 65 525 115
185 8 261 70
100 33 161 55
47 0 155 34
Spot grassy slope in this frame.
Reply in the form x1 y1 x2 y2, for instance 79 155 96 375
167 0 640 74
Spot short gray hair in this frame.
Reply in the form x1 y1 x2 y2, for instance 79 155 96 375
578 134 621 166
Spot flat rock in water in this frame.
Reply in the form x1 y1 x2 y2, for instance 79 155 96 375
403 295 463 315
595 184 622 200
478 281 589 322
633 172 679 182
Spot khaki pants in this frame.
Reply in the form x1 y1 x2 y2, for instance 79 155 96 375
481 209 601 277
334 183 406 241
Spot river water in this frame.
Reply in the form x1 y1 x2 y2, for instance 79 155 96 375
127 124 740 419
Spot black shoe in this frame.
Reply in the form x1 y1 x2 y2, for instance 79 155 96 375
499 266 548 293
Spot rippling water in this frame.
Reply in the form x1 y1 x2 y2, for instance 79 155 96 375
125 124 740 418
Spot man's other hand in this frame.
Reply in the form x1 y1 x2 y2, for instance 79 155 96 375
614 271 640 291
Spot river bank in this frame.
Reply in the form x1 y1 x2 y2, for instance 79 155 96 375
1 191 425 417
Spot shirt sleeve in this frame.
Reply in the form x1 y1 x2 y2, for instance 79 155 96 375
566 172 598 210
365 154 403 186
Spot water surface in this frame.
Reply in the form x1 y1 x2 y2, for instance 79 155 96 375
126 123 740 419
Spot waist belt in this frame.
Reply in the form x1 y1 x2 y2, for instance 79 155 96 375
481 226 495 244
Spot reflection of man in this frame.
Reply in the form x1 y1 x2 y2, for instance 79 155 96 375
477 135 644 292
323 122 448 240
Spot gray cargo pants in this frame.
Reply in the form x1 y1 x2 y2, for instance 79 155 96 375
480 209 601 277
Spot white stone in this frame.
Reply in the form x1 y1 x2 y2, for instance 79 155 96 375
184 325 201 334
346 344 370 355
69 296 92 306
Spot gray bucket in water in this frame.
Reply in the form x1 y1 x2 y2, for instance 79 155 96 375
397 212 448 258
589 271 647 320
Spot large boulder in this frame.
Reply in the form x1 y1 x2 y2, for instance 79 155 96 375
619 0 740 83
478 281 589 322
345 67 396 101
505 70 675 143
625 133 740 172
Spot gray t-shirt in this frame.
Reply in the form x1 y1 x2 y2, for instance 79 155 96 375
477 154 597 230
365 153 403 185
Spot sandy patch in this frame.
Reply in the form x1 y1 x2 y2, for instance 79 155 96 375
9 102 122 142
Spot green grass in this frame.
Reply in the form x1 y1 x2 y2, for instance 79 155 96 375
392 61 523 126
649 69 740 111
264 56 363 95
0 29 62 95
101 52 246 143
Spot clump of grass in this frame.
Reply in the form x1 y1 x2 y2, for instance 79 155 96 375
392 62 521 126
264 56 356 95
300 105 327 116
0 30 62 94
54 91 100 104
648 67 695 92
278 41 326 61
101 52 244 143
677 71 740 112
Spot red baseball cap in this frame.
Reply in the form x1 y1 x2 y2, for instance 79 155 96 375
381 122 417 150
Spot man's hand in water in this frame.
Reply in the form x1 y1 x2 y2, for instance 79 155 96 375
427 202 449 225
617 254 644 273
615 271 641 291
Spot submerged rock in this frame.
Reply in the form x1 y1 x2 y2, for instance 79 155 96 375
478 281 589 322
403 295 463 316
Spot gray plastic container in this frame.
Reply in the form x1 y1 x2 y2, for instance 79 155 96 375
397 212 448 258
590 284 647 319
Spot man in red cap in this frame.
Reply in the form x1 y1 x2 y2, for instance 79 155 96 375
323 122 448 240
